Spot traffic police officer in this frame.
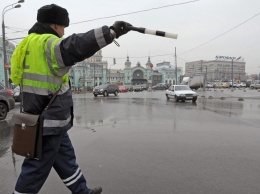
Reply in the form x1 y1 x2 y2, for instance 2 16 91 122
11 4 132 194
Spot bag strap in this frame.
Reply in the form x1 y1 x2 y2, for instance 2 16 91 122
19 85 23 113
43 86 62 111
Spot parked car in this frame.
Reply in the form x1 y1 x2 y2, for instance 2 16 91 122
0 83 15 120
152 83 168 90
119 85 128 92
206 83 214 88
232 82 246 88
125 85 133 92
250 83 260 89
215 82 230 88
133 85 143 92
93 83 119 97
165 85 198 103
238 82 246 88
140 84 148 90
13 85 22 102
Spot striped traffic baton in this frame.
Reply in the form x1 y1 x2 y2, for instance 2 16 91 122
126 26 178 39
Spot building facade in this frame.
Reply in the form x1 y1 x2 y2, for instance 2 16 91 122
69 52 183 90
0 39 15 87
155 61 183 85
185 56 246 82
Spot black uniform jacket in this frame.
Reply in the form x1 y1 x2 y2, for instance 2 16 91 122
22 22 113 135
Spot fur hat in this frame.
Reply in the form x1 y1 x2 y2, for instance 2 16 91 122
37 4 69 27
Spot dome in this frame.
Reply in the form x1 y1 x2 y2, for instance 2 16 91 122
146 56 152 68
125 55 131 68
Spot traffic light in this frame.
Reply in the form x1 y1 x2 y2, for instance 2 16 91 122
113 58 116 64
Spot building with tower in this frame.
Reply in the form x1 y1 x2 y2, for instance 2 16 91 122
69 50 183 91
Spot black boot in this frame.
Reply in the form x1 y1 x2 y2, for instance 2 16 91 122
88 187 102 194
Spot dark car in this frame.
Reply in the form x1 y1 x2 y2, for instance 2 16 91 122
0 83 15 120
13 85 22 102
152 83 168 90
93 83 119 97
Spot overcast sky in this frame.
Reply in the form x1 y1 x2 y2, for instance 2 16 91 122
1 0 260 74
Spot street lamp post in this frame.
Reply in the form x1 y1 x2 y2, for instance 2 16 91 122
200 60 202 88
150 63 153 86
93 63 95 87
174 47 177 85
231 56 241 88
83 64 86 93
118 71 120 83
2 0 24 88
231 58 234 88
258 66 260 82
108 64 113 83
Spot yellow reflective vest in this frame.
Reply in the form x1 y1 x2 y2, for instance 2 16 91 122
11 33 70 95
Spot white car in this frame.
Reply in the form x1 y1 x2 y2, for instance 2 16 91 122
165 85 198 102
237 82 246 88
206 83 214 88
250 83 260 89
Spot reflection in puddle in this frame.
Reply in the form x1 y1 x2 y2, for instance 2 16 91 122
91 120 95 125
73 97 199 130
98 120 103 125
198 98 243 117
0 120 13 158
0 120 18 173
74 115 108 131
72 97 249 132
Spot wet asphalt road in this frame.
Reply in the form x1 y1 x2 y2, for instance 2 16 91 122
1 88 260 194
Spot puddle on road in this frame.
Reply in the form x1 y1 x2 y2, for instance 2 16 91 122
198 98 244 117
1 97 256 160
74 116 109 132
0 121 20 174
73 97 248 129
72 97 199 131
0 120 13 158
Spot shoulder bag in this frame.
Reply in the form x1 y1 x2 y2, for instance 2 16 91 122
10 86 61 160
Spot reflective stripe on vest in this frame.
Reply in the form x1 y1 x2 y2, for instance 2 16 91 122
23 72 63 86
43 115 71 128
46 38 70 77
22 83 70 96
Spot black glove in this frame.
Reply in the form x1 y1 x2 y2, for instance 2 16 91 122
110 21 132 38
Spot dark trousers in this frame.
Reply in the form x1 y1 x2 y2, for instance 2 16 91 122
14 131 89 194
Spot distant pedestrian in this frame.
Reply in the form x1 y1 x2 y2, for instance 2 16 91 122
11 4 132 194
